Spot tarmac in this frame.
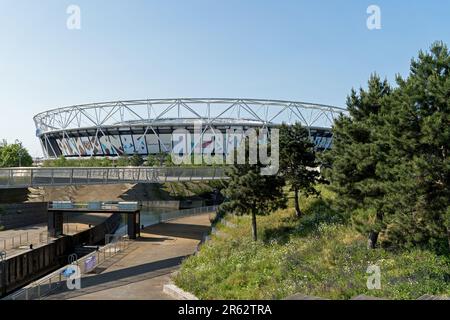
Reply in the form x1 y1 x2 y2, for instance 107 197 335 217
45 213 212 300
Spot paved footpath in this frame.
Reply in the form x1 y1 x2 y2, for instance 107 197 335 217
46 213 212 300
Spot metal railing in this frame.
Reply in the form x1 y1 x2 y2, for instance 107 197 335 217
49 201 140 212
0 166 227 189
0 231 50 252
3 206 218 300
5 235 131 300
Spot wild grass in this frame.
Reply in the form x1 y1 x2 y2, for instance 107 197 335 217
175 185 450 300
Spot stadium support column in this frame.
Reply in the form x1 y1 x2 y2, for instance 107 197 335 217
127 211 140 240
48 210 64 237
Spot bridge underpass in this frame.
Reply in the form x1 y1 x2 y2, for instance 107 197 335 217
44 213 213 300
47 201 141 239
0 167 227 189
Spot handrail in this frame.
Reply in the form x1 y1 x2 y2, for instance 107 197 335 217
5 235 131 301
0 166 228 189
3 205 219 300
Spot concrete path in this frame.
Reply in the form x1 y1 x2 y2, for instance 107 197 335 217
45 213 211 300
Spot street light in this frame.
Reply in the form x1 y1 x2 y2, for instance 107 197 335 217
14 140 24 167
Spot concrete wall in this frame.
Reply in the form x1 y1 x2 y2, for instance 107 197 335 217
0 189 30 204
139 200 206 210
180 200 205 209
0 213 120 297
0 203 48 230
142 200 180 209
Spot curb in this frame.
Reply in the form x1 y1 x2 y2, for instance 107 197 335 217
163 284 199 300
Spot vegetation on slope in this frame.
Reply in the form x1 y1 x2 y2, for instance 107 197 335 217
175 186 450 300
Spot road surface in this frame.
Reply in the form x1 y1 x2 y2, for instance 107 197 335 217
45 213 211 300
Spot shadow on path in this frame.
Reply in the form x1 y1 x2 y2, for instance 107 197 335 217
141 223 210 240
46 255 188 300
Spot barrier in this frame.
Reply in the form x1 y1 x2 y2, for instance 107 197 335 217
0 167 227 189
5 235 130 300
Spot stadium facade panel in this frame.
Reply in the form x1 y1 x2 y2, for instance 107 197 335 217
33 98 347 159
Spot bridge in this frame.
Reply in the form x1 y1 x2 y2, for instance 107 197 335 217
0 167 227 189
47 201 142 239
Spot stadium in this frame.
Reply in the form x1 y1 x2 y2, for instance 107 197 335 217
33 98 347 159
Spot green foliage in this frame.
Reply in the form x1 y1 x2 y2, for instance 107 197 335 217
43 156 114 167
175 186 450 300
146 153 173 166
115 156 131 167
129 153 144 167
379 42 450 251
279 123 322 217
174 42 450 300
220 138 287 240
43 153 227 168
324 42 450 251
323 74 392 249
0 141 33 167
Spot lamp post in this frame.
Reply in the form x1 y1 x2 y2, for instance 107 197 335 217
14 140 24 167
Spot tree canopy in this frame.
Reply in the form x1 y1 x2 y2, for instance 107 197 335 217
324 42 450 252
0 141 33 167
279 123 322 217
220 138 287 241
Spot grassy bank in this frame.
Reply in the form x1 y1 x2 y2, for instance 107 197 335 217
174 186 450 300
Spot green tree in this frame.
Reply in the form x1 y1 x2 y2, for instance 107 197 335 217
279 123 322 217
220 139 287 241
381 42 450 251
0 141 33 167
323 74 392 249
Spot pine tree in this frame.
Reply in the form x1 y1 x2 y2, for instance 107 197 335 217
323 74 392 249
279 123 322 217
381 42 450 251
220 138 287 241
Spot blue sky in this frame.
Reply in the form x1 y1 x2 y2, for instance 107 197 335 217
1 0 450 156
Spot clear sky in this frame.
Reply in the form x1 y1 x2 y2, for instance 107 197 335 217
1 0 450 156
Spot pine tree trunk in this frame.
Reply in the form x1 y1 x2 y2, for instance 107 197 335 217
367 212 383 249
251 210 258 241
294 187 302 218
367 231 379 249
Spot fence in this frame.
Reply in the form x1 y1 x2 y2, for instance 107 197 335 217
63 224 90 236
5 235 130 300
0 166 227 189
0 231 50 252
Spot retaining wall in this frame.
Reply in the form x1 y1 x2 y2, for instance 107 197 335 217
0 203 48 230
0 213 120 297
142 200 180 209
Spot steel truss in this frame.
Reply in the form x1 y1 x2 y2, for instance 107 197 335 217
34 98 347 158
